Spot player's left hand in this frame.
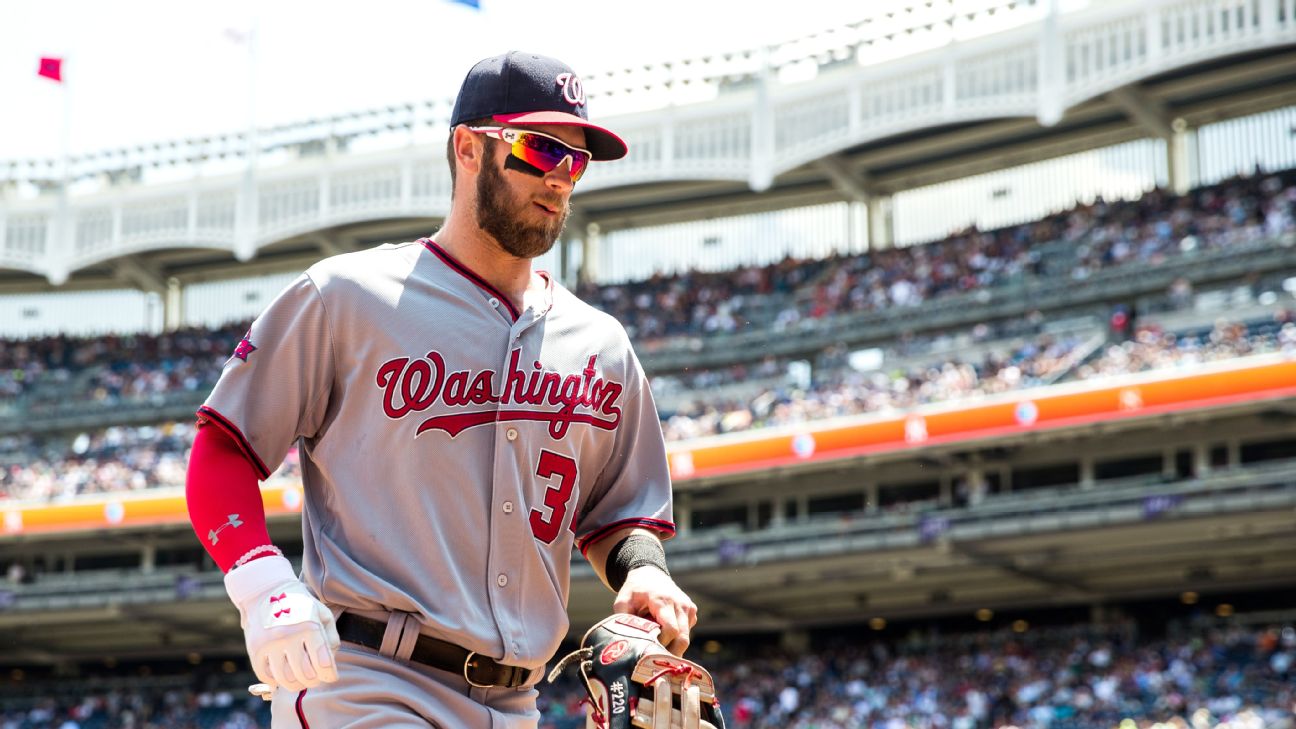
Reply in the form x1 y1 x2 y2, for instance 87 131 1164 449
612 565 697 656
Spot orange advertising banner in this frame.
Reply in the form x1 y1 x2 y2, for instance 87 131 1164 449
665 356 1296 482
2 357 1294 536
2 484 303 537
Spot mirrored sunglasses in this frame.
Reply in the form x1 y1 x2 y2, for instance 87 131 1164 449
468 126 592 182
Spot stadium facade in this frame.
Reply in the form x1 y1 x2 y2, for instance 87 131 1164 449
2 3 1296 727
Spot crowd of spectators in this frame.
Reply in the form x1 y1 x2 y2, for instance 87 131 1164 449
2 170 1292 419
0 684 270 729
0 423 194 502
1 168 1294 499
584 170 1294 347
692 621 1296 729
1066 174 1295 281
659 331 1091 441
2 313 1290 500
778 170 1296 331
0 424 299 502
651 311 1071 395
1075 318 1296 380
2 620 1291 728
658 314 1295 441
576 255 838 343
0 323 246 413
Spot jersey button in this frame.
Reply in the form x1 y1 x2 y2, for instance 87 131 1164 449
488 297 500 308
502 501 514 514
505 428 518 442
496 574 508 587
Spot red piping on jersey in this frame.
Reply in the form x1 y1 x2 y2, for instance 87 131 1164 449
577 518 676 556
196 406 272 480
421 238 522 321
296 688 310 728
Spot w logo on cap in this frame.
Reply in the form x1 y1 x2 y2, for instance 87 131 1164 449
555 72 585 107
450 52 626 160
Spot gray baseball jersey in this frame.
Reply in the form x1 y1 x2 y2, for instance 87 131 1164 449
199 238 674 672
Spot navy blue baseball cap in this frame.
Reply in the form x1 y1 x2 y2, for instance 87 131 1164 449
450 51 628 161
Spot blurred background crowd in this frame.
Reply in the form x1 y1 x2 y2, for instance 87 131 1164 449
1 618 1290 729
3 171 1294 501
5 4 1296 729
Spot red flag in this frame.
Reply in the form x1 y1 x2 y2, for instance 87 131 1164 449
38 56 63 83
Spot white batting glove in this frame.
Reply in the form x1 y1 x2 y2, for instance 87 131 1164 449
224 555 340 693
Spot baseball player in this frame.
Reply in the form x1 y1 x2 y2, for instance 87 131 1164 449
185 51 697 728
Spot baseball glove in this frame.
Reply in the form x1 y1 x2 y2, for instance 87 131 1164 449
548 613 725 729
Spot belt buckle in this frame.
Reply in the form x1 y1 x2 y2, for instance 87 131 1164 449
463 651 494 688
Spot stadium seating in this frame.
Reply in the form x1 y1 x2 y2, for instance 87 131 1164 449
4 170 1295 500
4 10 1296 728
1 617 1290 729
1 165 1293 729
2 168 1293 436
3 312 1291 500
658 313 1294 441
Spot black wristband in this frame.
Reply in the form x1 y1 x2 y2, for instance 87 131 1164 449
605 534 669 591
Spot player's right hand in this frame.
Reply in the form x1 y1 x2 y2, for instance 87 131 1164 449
224 554 341 692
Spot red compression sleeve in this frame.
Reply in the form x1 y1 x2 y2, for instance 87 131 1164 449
186 423 274 573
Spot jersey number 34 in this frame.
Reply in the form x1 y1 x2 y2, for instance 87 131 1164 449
530 450 579 544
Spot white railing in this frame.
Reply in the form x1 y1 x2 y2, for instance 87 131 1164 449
0 1 1040 190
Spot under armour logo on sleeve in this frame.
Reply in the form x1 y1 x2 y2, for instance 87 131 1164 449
207 514 244 545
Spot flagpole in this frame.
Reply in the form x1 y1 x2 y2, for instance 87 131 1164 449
60 63 71 189
56 58 72 287
246 16 259 170
235 16 260 263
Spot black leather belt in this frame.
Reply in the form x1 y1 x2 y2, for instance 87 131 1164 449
336 612 534 689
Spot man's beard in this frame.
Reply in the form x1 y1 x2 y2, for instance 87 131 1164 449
475 154 569 259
